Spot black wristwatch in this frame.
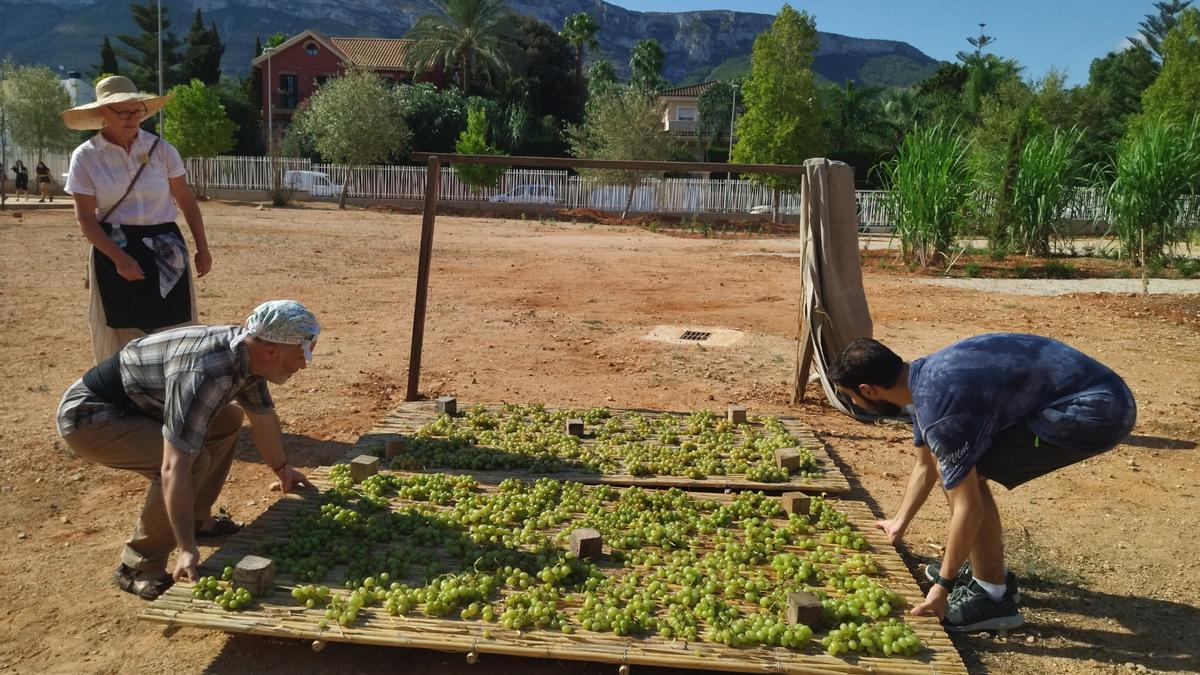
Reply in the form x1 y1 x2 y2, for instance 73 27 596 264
934 574 956 591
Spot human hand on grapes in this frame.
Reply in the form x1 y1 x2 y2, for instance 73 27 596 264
874 517 906 544
173 546 201 582
276 465 314 494
910 583 949 619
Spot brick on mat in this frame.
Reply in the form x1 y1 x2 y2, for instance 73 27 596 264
233 555 277 596
350 455 380 483
780 492 811 516
775 447 801 473
786 591 823 628
566 419 585 437
385 439 406 460
569 528 602 560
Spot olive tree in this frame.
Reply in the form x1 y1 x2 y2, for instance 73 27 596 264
6 65 75 162
568 85 675 219
289 68 411 208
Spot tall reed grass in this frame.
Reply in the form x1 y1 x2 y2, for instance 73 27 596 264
1003 128 1086 257
880 124 974 266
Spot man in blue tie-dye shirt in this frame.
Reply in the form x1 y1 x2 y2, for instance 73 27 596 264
830 333 1136 633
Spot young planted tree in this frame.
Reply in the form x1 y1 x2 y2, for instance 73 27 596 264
1105 116 1200 267
162 79 238 196
568 86 675 219
453 106 508 194
405 0 522 95
731 4 827 192
289 69 412 209
116 0 185 92
880 124 974 267
628 39 666 93
6 66 75 163
560 12 600 86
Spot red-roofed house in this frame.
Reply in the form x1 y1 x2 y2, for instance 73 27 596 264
250 30 444 134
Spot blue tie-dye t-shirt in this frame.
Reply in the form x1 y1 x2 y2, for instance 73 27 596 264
908 333 1136 489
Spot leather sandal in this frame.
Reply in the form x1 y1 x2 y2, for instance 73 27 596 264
113 563 174 601
195 509 242 538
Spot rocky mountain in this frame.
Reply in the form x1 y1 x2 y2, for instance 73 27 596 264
0 0 940 87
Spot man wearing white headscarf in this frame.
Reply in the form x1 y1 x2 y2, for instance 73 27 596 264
57 300 320 600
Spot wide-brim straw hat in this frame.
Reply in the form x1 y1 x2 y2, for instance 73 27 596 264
61 76 171 130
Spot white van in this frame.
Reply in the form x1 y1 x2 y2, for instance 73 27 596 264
488 184 557 204
283 171 344 197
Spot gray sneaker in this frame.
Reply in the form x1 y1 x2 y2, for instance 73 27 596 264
924 560 1021 604
944 579 1024 632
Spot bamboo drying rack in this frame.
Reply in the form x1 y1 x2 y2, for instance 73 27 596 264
141 468 965 674
346 401 851 494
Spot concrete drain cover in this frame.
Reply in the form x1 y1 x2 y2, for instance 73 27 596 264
644 325 744 347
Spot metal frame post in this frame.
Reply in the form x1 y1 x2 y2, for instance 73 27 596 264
406 155 441 401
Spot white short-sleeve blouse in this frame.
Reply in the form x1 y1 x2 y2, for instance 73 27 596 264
65 129 188 226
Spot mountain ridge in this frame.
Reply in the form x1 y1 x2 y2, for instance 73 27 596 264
0 0 941 88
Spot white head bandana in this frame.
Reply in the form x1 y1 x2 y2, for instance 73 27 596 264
233 300 321 361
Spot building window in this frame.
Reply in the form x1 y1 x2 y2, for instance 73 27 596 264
279 74 298 109
305 42 319 56
315 74 333 89
677 106 697 121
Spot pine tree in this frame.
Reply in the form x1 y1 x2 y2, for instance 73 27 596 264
184 9 224 84
1139 0 1193 60
116 0 184 93
91 36 120 80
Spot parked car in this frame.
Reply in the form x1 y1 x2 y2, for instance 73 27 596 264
488 184 557 204
283 170 344 197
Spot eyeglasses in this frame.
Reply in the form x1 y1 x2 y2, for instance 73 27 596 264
107 104 148 120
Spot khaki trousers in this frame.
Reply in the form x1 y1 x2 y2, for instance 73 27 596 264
63 404 244 573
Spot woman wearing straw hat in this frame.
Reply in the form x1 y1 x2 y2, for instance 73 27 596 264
63 75 212 363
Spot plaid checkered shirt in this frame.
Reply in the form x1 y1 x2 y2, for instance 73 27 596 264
56 325 274 456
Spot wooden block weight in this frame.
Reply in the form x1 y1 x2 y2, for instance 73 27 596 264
233 555 277 597
780 492 812 516
436 396 457 416
569 527 602 560
566 419 585 437
385 438 407 460
775 447 801 473
785 591 823 628
350 454 380 483
727 405 748 424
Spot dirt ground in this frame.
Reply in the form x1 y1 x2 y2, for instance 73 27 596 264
0 201 1197 675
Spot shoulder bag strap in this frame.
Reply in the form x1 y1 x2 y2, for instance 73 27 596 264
100 137 162 224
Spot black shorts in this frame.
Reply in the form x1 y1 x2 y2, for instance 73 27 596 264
974 423 1111 490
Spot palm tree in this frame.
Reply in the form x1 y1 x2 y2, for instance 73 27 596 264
825 80 884 152
629 39 665 92
560 12 600 86
404 0 521 96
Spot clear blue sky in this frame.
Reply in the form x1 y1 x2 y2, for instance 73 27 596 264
610 0 1156 86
